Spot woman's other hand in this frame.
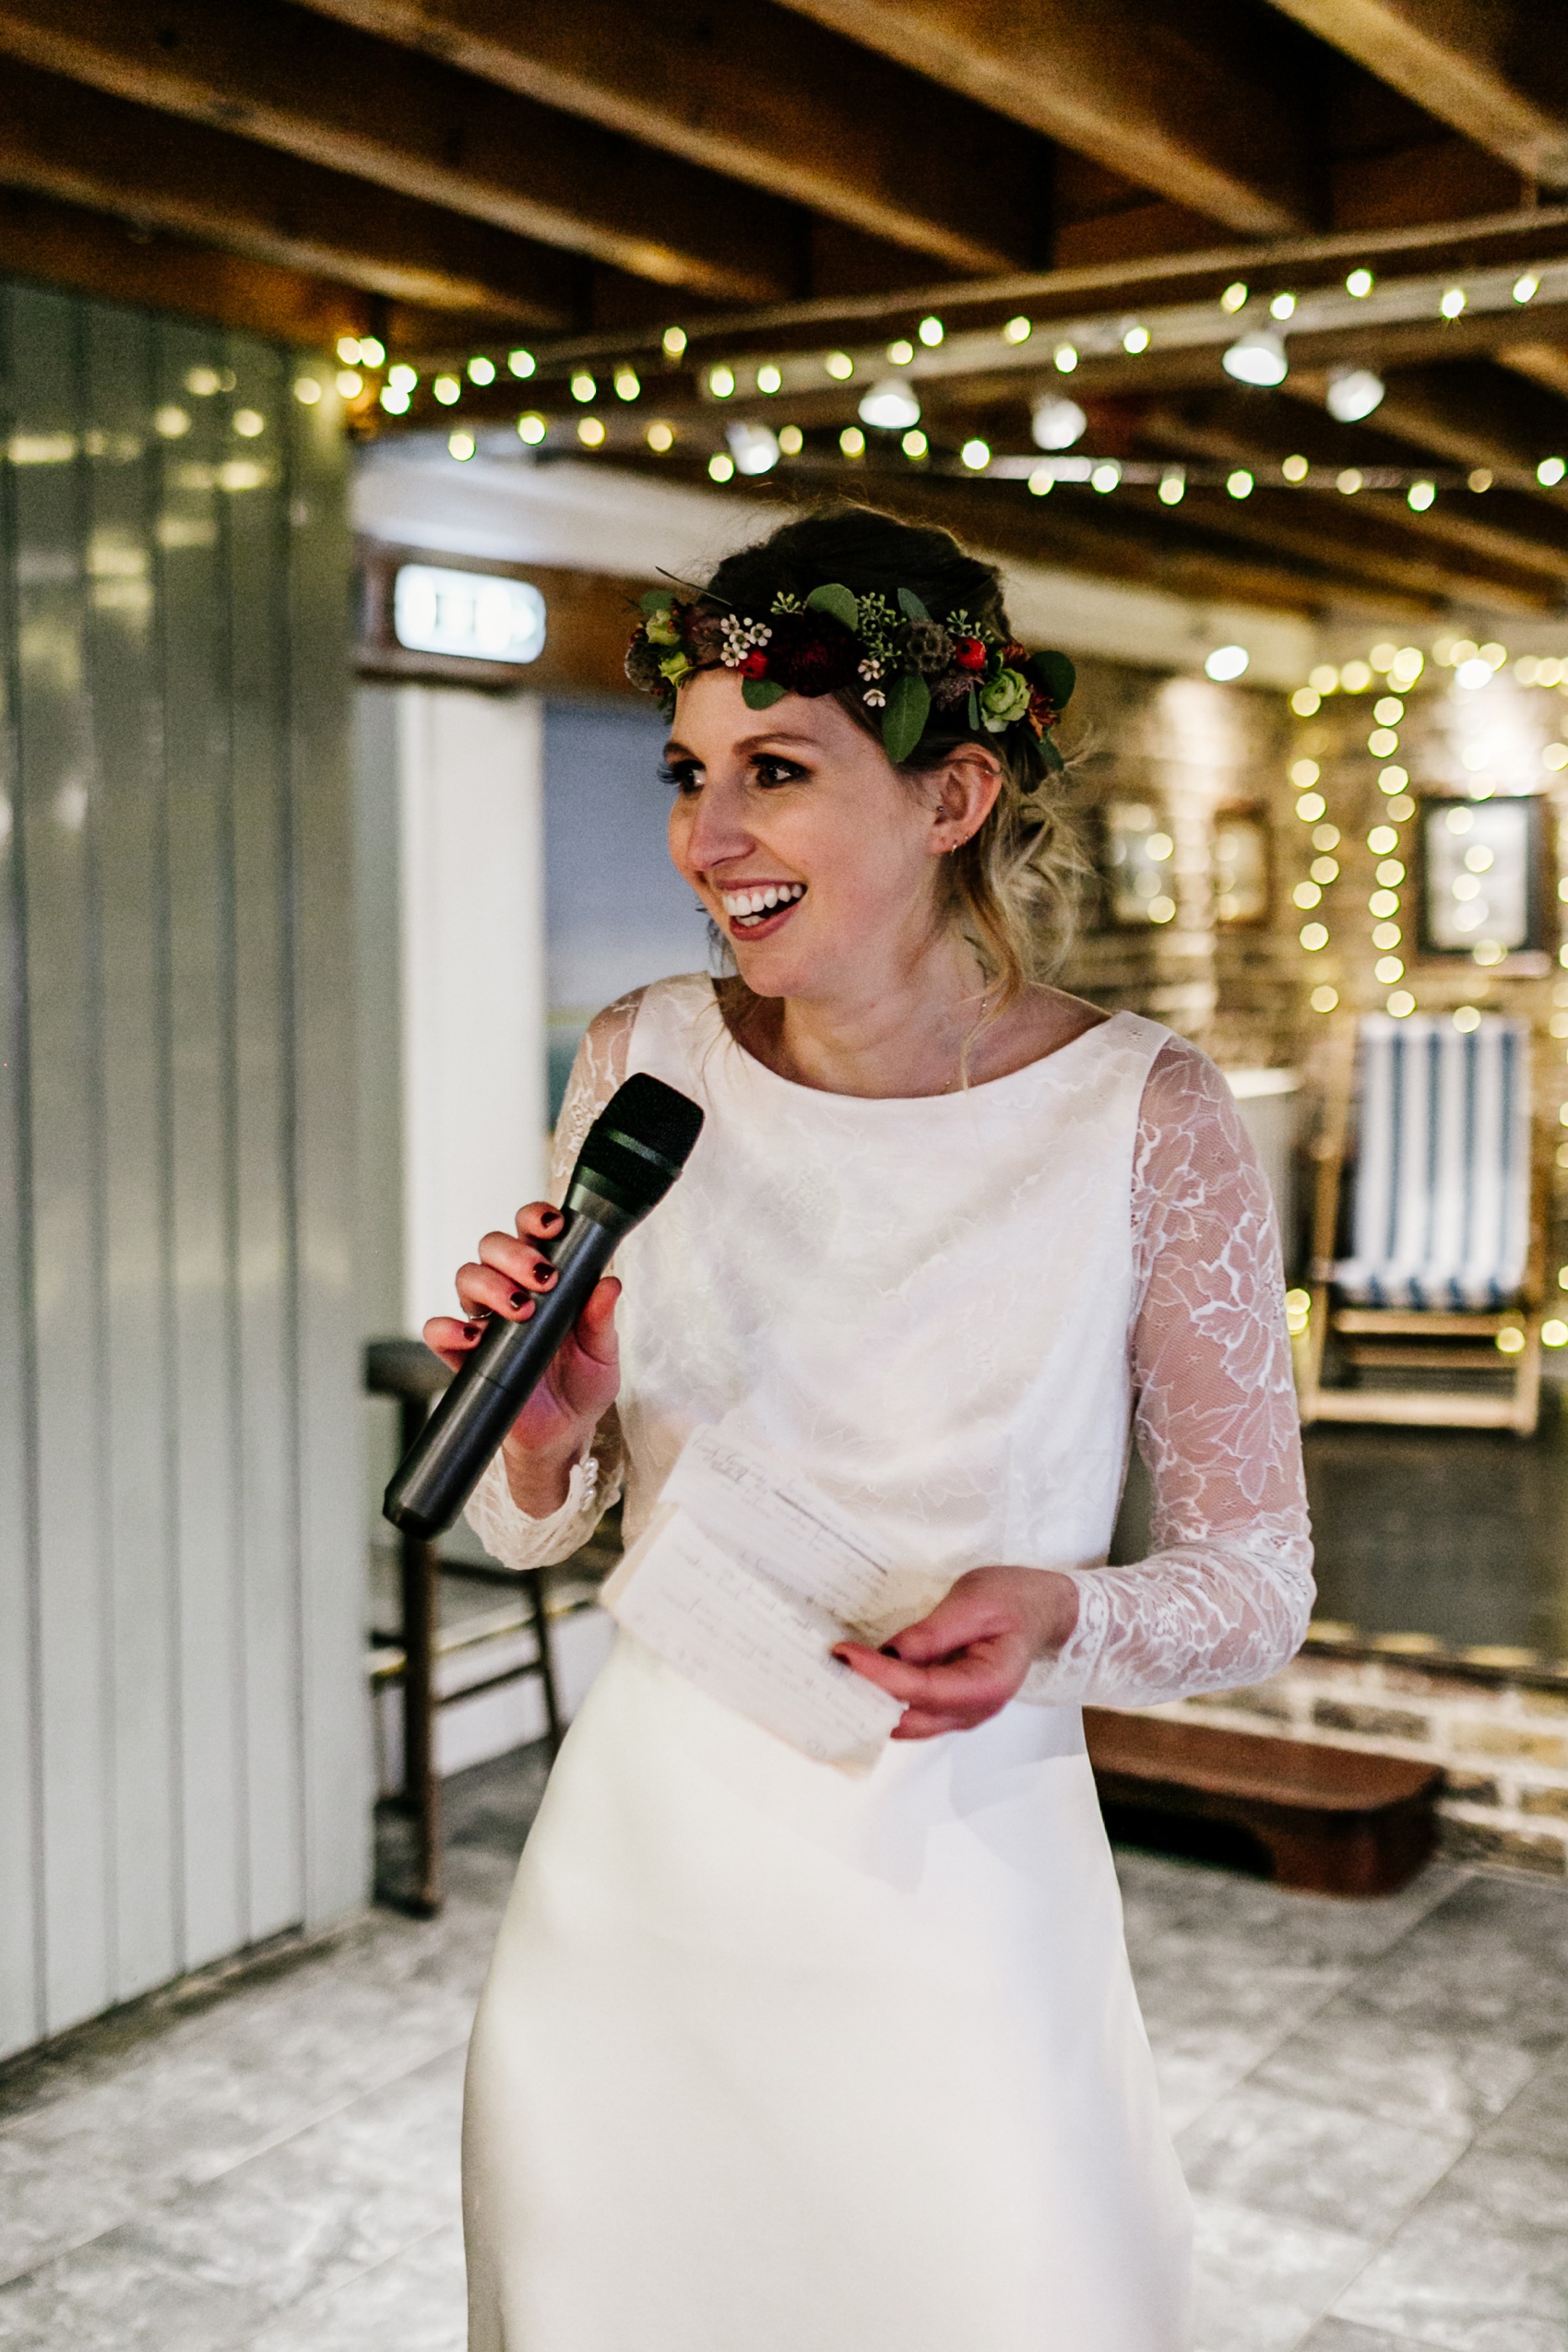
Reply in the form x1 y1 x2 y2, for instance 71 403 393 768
835 1566 1080 1740
422 1200 621 1515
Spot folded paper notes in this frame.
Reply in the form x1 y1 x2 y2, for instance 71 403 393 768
600 1424 947 1767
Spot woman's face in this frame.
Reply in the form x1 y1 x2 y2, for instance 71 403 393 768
665 666 992 1005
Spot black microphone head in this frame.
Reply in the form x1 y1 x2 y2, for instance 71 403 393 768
572 1074 705 1216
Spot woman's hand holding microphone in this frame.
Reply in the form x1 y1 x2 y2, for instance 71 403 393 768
423 1201 622 1518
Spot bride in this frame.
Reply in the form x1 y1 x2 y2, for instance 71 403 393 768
427 505 1313 2351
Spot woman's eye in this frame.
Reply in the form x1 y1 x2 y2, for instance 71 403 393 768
754 757 806 788
659 759 702 796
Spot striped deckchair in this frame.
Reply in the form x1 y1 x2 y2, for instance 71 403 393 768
1299 1014 1545 1433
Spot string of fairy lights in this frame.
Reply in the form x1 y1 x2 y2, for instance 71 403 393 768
1281 637 1568 1351
321 252 1568 504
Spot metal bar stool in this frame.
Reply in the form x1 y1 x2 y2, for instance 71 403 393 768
365 1337 563 1916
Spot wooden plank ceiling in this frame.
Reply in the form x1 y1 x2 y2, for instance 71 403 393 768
5 0 1568 617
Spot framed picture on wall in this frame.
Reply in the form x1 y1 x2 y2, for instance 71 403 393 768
1101 802 1177 925
1212 804 1272 926
1418 795 1547 957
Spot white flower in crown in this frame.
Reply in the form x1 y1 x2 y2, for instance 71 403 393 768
719 612 771 666
862 686 886 707
858 656 885 681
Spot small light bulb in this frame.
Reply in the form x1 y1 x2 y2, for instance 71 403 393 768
1337 468 1363 494
1002 315 1032 345
293 377 322 406
358 338 386 369
1227 469 1253 499
387 364 418 393
576 416 605 446
1282 454 1309 482
825 351 854 381
645 421 674 453
378 386 410 415
886 339 914 365
662 326 687 359
447 429 475 461
1158 468 1184 505
707 451 734 481
756 364 782 395
1028 465 1053 495
1220 280 1248 313
1408 481 1435 510
517 413 547 445
1053 343 1078 374
903 429 928 459
918 316 944 347
1538 456 1566 486
614 366 640 401
961 438 991 470
1440 287 1467 319
337 369 364 398
778 424 803 456
1514 273 1539 304
1270 291 1296 320
336 336 362 365
468 355 495 386
1123 322 1150 353
1346 267 1374 298
707 364 735 398
839 424 865 457
1469 467 1493 492
570 371 596 402
432 374 459 406
508 349 535 378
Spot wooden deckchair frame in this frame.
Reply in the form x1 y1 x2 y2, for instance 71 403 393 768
1297 1017 1548 1436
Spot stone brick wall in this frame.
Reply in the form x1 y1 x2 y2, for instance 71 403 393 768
1123 1644 1568 1879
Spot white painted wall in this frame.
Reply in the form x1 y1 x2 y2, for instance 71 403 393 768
397 686 548 1333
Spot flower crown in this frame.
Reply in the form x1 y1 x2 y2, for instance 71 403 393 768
625 580 1075 770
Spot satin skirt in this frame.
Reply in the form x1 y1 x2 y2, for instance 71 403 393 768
463 1633 1192 2351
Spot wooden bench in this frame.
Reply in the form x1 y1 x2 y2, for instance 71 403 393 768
1085 1708 1442 1896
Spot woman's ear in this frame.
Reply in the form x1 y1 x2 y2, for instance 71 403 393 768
928 745 1003 853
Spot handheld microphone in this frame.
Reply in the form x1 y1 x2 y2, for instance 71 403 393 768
383 1073 705 1540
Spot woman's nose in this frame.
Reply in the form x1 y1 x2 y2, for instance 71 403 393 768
684 778 754 870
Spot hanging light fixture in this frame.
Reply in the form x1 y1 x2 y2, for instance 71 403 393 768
1222 329 1289 387
1030 395 1087 451
857 378 921 431
726 422 780 476
1325 366 1385 422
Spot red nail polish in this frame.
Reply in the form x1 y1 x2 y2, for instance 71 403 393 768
510 1289 527 1307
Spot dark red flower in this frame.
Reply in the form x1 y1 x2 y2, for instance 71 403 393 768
954 636 987 672
1026 685 1059 739
764 611 860 695
739 648 768 677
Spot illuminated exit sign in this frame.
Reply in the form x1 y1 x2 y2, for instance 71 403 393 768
393 564 547 665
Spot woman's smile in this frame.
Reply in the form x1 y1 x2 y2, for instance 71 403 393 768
717 879 808 935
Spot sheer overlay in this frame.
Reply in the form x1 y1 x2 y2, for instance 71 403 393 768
468 994 1313 1710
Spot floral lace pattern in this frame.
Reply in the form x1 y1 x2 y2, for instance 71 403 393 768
468 992 1313 1712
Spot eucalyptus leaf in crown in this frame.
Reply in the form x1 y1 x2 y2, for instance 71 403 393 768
625 581 1075 771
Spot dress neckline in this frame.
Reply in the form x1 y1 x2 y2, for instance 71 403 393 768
701 980 1134 1111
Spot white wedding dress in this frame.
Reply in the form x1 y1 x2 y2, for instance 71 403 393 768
461 975 1313 2352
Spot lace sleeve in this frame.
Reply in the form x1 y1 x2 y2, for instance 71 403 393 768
464 992 641 1572
1024 1035 1314 1707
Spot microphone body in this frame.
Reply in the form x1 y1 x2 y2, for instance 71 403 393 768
383 1075 704 1540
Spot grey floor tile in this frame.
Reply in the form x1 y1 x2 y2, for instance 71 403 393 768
1335 2143 1568 2350
1253 2002 1540 2138
1118 1852 1468 1974
239 2220 466 2352
1335 1875 1568 2049
1479 2044 1568 2164
1300 2323 1435 2351
1177 2083 1467 2240
1190 2193 1378 2352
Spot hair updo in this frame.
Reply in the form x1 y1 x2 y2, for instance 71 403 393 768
698 504 1083 1009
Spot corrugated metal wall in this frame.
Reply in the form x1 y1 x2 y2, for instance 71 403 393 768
0 280 368 2060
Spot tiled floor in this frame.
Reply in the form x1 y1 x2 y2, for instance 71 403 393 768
2 1744 1565 2352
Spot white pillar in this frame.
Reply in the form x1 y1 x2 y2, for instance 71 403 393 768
397 687 547 1334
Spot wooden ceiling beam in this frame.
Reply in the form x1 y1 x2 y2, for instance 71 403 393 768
290 0 1044 276
1333 360 1568 491
0 60 575 326
0 0 798 301
1139 393 1568 583
0 183 368 345
771 0 1320 235
1123 478 1551 611
1264 0 1568 193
